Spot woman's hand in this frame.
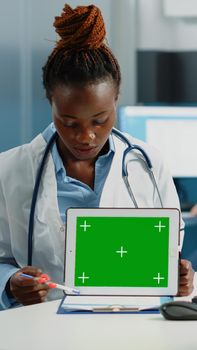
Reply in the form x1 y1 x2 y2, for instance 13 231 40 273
178 259 195 296
8 266 50 306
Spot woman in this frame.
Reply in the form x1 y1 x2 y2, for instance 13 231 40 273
0 4 194 309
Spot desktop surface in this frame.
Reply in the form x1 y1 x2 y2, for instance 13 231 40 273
118 106 197 212
0 292 197 350
118 106 197 178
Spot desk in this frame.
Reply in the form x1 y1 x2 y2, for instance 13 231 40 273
0 297 197 350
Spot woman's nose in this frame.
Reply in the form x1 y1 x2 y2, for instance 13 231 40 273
76 129 96 143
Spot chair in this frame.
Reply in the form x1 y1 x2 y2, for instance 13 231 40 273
182 217 197 271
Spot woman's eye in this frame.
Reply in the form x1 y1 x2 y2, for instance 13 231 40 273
93 118 108 125
62 121 77 128
60 117 108 127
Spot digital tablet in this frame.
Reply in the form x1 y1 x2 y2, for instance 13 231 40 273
64 208 180 296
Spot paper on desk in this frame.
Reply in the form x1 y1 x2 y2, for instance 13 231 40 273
61 296 163 312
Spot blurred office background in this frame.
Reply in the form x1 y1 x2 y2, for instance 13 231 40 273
0 0 136 151
2 0 197 149
1 0 197 266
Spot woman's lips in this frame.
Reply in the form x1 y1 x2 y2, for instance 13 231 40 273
74 146 98 155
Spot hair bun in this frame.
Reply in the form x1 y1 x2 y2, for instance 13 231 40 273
54 4 106 51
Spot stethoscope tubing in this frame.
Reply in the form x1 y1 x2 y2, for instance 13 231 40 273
27 128 162 265
112 128 153 176
27 132 58 265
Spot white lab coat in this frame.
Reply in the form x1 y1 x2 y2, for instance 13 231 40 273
0 132 183 306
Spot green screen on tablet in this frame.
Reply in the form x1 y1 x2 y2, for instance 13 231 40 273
74 216 169 287
65 208 179 296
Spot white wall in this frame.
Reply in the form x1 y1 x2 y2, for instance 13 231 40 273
137 0 197 50
0 1 21 150
164 0 197 17
111 0 137 105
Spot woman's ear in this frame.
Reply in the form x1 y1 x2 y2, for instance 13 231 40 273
115 92 120 103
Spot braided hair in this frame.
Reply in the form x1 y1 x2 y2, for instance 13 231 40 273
42 4 121 101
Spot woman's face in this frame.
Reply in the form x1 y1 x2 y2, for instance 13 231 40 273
51 81 117 161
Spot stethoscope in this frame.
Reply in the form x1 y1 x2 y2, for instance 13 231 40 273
27 127 163 265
